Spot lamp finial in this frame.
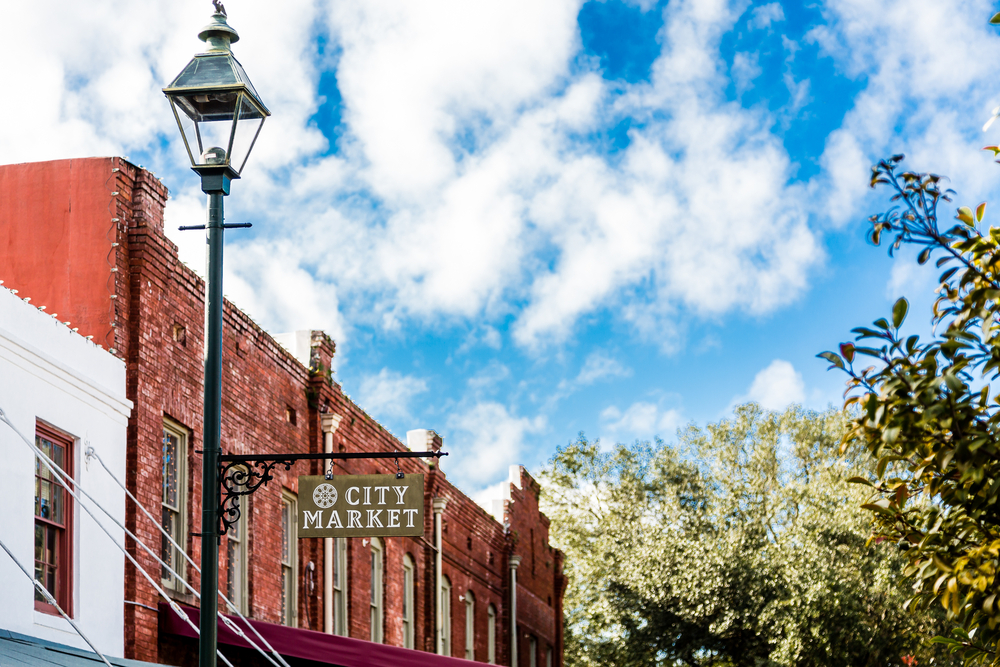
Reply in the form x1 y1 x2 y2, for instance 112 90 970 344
198 5 239 51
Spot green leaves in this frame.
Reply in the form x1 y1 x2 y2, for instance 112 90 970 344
893 297 909 328
817 351 845 370
824 156 1000 664
957 206 975 226
542 406 950 667
861 499 895 516
990 11 1000 24
840 342 855 363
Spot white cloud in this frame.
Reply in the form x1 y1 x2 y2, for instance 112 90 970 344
600 401 681 444
576 352 632 386
471 479 511 522
743 359 805 411
0 0 822 352
163 188 209 277
467 361 511 393
326 0 583 202
224 239 347 347
4 0 998 360
446 402 546 485
812 0 1000 227
749 3 785 30
542 351 633 412
732 51 762 95
456 326 504 356
232 0 822 350
0 0 324 172
355 368 428 422
886 253 938 300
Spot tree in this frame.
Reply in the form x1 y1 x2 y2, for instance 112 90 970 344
541 404 952 666
819 154 1000 663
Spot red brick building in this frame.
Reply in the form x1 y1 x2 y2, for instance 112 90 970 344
0 157 565 667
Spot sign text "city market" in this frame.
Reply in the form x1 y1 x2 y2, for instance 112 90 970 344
297 473 424 538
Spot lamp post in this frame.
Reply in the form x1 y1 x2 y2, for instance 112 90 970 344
163 7 269 667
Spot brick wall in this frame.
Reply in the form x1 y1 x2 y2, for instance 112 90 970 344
0 158 565 667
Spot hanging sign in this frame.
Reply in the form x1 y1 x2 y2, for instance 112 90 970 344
297 474 424 538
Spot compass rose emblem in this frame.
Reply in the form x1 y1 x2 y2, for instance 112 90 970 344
313 483 338 508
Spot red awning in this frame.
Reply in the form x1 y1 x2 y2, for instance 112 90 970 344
159 603 490 667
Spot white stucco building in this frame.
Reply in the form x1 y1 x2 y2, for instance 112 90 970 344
0 285 132 656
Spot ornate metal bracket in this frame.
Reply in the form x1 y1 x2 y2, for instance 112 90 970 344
219 458 295 535
217 450 447 535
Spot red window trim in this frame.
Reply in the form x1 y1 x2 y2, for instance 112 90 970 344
34 421 74 617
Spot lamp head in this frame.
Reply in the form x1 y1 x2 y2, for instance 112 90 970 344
163 6 268 178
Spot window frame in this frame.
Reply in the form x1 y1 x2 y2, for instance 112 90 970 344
402 554 415 649
161 419 188 593
440 575 452 656
332 537 348 635
464 590 475 660
487 604 497 664
529 635 538 667
369 537 384 643
281 490 298 626
33 422 74 616
225 466 249 614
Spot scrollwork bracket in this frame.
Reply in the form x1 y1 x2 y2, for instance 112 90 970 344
219 458 294 535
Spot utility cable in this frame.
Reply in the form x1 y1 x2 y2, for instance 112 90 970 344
39 441 281 667
86 447 291 667
0 535 113 667
0 408 235 667
73 450 280 667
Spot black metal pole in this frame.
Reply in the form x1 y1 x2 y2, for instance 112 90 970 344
199 184 226 667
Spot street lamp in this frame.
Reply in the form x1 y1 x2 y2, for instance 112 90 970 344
163 6 268 667
164 8 270 188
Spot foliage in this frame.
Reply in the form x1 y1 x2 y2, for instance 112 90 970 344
819 154 1000 663
541 404 952 666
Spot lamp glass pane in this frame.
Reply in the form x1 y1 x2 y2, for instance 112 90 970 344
170 90 241 166
192 116 236 166
169 99 198 166
230 95 265 174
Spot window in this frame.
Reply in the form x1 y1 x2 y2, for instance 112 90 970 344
332 537 348 635
369 537 383 642
530 636 537 667
546 646 553 667
531 529 535 574
281 492 298 626
161 420 187 592
487 604 497 664
402 554 415 649
464 590 475 660
440 576 452 655
34 424 73 615
226 467 248 614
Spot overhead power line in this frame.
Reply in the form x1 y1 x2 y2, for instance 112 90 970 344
0 407 235 667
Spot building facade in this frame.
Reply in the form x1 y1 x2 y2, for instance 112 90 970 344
0 284 133 656
0 157 565 667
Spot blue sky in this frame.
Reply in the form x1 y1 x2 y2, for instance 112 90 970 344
4 0 1000 504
